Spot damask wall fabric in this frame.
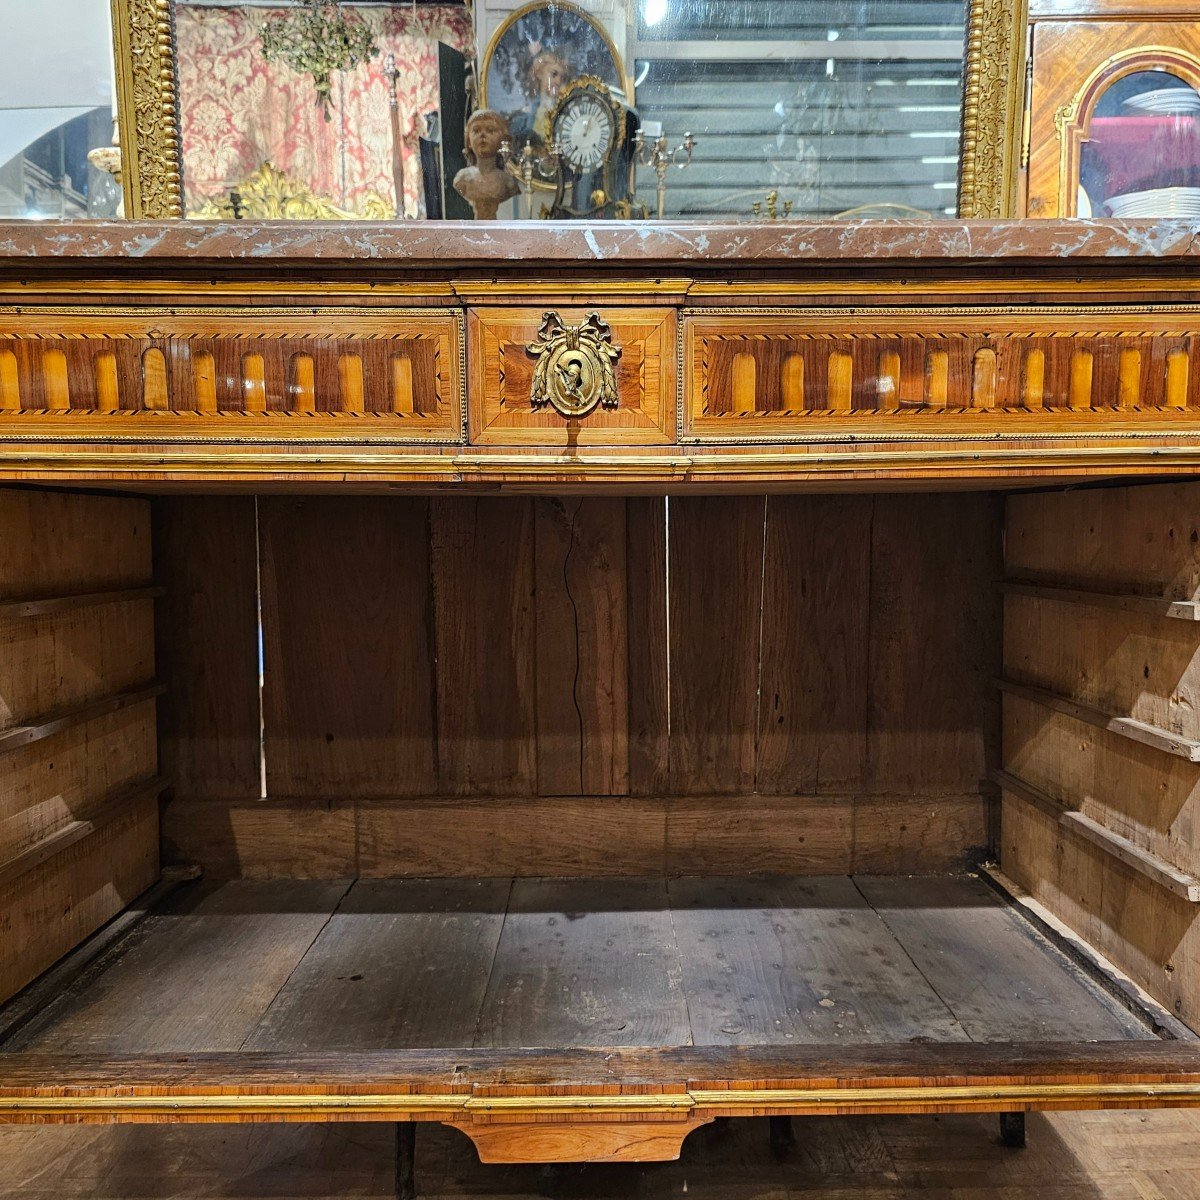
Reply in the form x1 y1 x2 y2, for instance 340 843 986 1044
175 3 474 215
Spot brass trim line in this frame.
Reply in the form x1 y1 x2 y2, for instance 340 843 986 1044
4 445 1200 478
4 1080 1200 1120
689 1082 1200 1108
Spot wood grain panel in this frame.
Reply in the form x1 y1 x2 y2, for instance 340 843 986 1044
430 498 537 796
15 880 350 1053
153 497 260 801
0 705 157 862
757 495 872 792
154 492 997 882
259 497 436 798
626 498 670 797
670 876 968 1045
667 497 765 796
0 488 159 1005
159 791 988 880
468 307 676 445
867 493 1002 795
476 877 691 1048
245 879 508 1051
666 793 987 877
1002 791 1200 1028
161 794 357 879
0 492 150 594
1007 481 1200 598
1004 693 1200 880
0 602 154 731
0 792 158 1004
859 874 1149 1041
533 498 629 796
1001 480 1200 1026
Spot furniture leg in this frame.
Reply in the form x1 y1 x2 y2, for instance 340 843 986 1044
396 1121 416 1199
1000 1111 1027 1149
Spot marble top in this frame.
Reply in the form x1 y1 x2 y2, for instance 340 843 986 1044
0 219 1197 268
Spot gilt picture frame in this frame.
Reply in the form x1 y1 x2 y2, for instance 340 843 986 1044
479 0 629 155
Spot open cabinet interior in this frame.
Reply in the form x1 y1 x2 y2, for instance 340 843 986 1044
1 480 1199 1148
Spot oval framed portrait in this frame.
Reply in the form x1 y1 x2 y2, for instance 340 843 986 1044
480 1 628 155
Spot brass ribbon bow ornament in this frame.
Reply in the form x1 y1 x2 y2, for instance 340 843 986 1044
528 312 621 419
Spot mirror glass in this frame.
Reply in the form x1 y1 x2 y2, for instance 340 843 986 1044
1079 68 1200 220
169 0 969 222
0 0 122 219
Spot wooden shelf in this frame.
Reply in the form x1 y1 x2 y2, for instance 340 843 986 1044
1001 580 1200 621
0 871 1188 1137
994 768 1200 903
0 586 163 621
0 776 168 890
0 683 166 756
997 678 1200 762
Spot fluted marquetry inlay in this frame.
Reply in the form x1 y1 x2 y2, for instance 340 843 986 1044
0 309 463 442
684 310 1200 439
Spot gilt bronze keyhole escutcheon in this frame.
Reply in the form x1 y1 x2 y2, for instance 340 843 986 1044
527 311 621 420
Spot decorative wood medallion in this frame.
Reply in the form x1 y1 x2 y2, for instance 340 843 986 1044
0 309 464 442
469 307 676 445
684 309 1200 441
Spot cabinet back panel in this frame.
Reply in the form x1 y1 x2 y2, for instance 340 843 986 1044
157 493 1002 878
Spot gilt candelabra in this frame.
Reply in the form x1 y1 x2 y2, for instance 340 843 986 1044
633 128 697 220
498 139 560 220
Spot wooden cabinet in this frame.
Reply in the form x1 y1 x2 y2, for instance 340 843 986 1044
1027 6 1200 217
3 224 1200 1185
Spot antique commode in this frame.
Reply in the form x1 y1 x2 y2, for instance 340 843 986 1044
5 0 1200 1193
0 220 1199 1195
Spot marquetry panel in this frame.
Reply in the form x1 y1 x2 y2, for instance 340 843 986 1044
684 309 1200 440
0 309 463 441
1027 19 1200 219
468 307 676 445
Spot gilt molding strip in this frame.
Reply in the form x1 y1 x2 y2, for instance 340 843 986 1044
4 1080 1200 1121
959 0 1028 218
111 0 184 219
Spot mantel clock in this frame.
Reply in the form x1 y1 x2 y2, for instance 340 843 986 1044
547 76 643 219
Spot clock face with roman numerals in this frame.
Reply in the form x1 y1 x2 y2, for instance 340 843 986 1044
555 92 616 172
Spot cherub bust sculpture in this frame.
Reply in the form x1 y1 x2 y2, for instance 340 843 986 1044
453 110 520 220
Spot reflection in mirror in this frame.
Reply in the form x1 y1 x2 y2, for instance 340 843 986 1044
631 0 966 219
1080 69 1200 220
0 0 121 219
176 0 474 219
173 0 968 222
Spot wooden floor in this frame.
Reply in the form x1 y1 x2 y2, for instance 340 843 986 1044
1 873 1152 1053
3 1108 1200 1198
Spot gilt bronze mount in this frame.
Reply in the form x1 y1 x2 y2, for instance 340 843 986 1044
527 311 621 419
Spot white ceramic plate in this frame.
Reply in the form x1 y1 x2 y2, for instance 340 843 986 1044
1124 88 1200 116
1106 186 1200 217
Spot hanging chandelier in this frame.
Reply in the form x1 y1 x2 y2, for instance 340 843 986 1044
259 1 379 121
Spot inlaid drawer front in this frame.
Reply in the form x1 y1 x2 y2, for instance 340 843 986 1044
0 309 464 441
684 310 1200 441
468 307 676 445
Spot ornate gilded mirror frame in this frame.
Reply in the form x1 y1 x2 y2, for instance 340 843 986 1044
110 0 1027 220
958 0 1029 218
